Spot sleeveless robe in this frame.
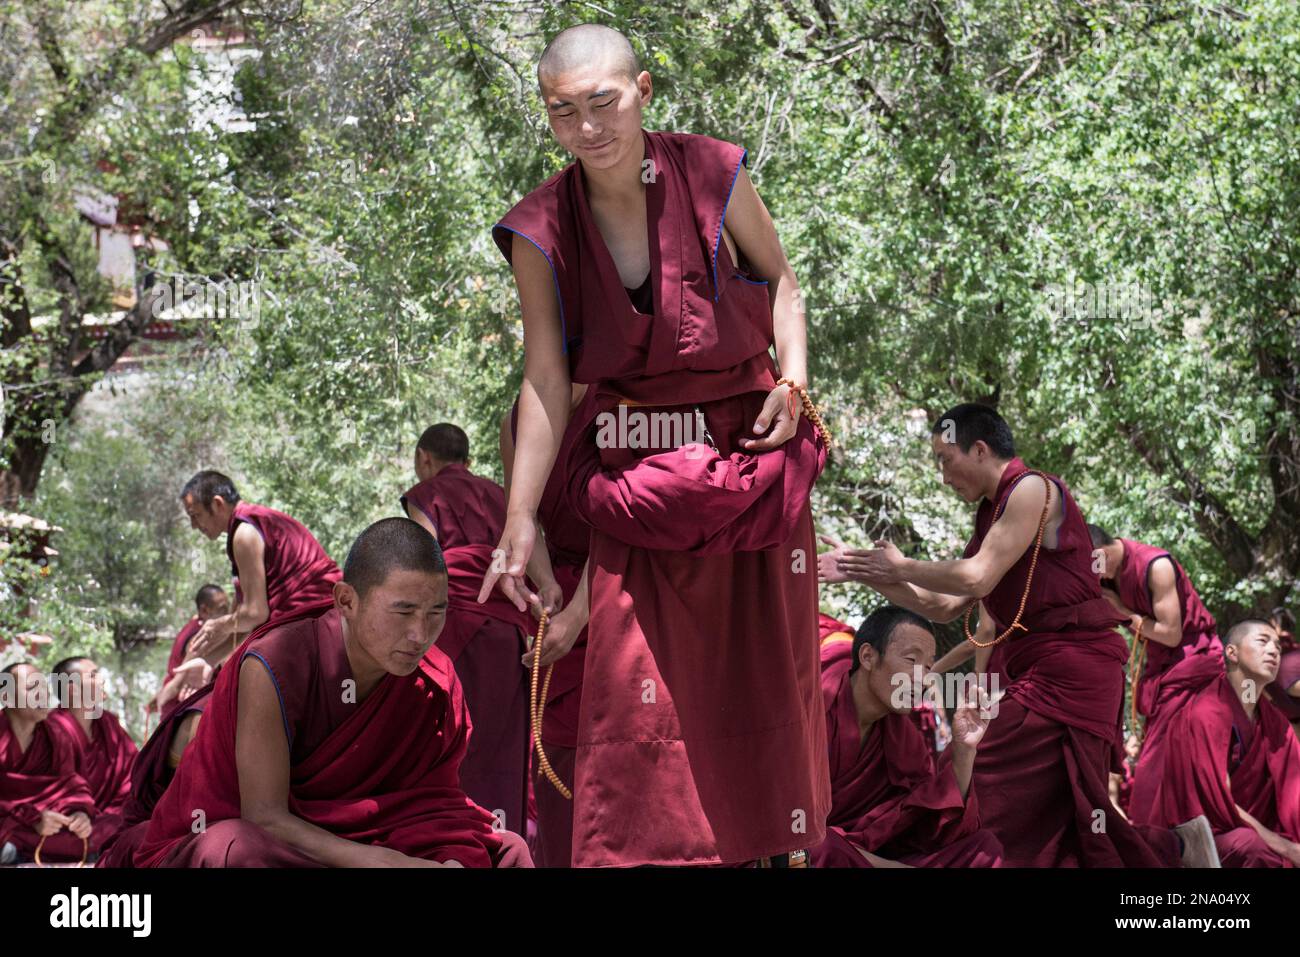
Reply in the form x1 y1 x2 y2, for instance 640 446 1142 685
963 458 1177 866
494 129 829 865
134 601 516 867
225 502 341 622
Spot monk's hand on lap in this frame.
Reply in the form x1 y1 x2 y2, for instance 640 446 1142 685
36 810 69 836
817 535 852 583
171 658 212 699
523 602 581 669
66 812 92 840
479 515 538 612
739 383 798 452
837 540 907 585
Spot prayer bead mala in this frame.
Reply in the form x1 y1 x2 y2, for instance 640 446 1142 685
529 610 572 799
775 377 833 450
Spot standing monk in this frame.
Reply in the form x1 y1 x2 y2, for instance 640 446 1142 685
0 663 95 864
47 657 138 856
178 470 341 671
401 422 532 837
481 24 830 866
134 518 531 868
1087 526 1224 824
824 403 1179 866
1132 620 1300 866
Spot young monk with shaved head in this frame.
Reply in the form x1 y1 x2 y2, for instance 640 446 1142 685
134 518 531 867
1132 619 1300 866
481 23 830 866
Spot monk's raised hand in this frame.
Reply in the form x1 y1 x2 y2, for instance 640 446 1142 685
479 515 539 612
817 534 851 583
739 383 798 453
951 679 990 752
187 619 226 659
36 810 70 837
837 539 907 584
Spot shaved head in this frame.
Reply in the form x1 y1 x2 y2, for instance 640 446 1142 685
538 24 641 89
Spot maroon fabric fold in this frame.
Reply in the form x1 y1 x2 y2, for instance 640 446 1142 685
225 502 341 621
134 600 507 867
399 463 506 549
164 616 202 684
47 709 137 853
0 712 96 861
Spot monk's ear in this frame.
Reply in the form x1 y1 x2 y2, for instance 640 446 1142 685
636 70 653 105
857 644 876 673
334 580 359 618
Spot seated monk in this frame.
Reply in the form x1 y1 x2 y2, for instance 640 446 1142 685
0 663 95 864
811 606 1003 868
47 657 138 856
133 518 532 867
1266 607 1300 732
1132 619 1300 867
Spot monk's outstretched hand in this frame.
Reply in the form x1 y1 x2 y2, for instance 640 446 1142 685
739 383 798 452
836 540 908 585
479 514 539 612
817 535 852 583
951 679 991 752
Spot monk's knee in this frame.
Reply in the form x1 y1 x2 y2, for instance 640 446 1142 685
492 828 535 868
1215 827 1288 868
188 818 318 868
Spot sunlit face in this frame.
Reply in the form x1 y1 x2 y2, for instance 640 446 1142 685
1227 622 1282 684
182 493 225 540
1124 734 1141 760
6 664 50 719
342 568 449 677
59 659 103 714
930 433 985 503
541 57 652 171
859 623 937 713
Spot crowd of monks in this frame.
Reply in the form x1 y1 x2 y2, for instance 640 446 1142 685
2 23 1298 870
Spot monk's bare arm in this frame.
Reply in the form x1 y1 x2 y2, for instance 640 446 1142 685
1234 803 1300 864
1139 558 1185 648
972 601 994 674
499 407 561 610
235 658 436 867
725 167 806 387
404 504 439 542
479 234 569 603
933 639 976 673
873 581 971 624
189 525 269 661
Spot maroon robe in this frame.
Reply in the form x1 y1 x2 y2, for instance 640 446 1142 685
95 686 214 868
1132 674 1300 867
401 468 533 838
510 396 591 866
47 709 137 854
495 130 829 865
401 464 507 549
225 502 341 623
810 642 1002 867
1107 538 1225 824
964 458 1176 866
164 615 202 684
134 601 520 867
0 712 96 863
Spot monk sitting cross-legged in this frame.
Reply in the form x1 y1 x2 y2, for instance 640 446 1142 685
811 605 1003 868
132 518 532 868
1132 619 1300 867
46 657 137 857
0 663 95 865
